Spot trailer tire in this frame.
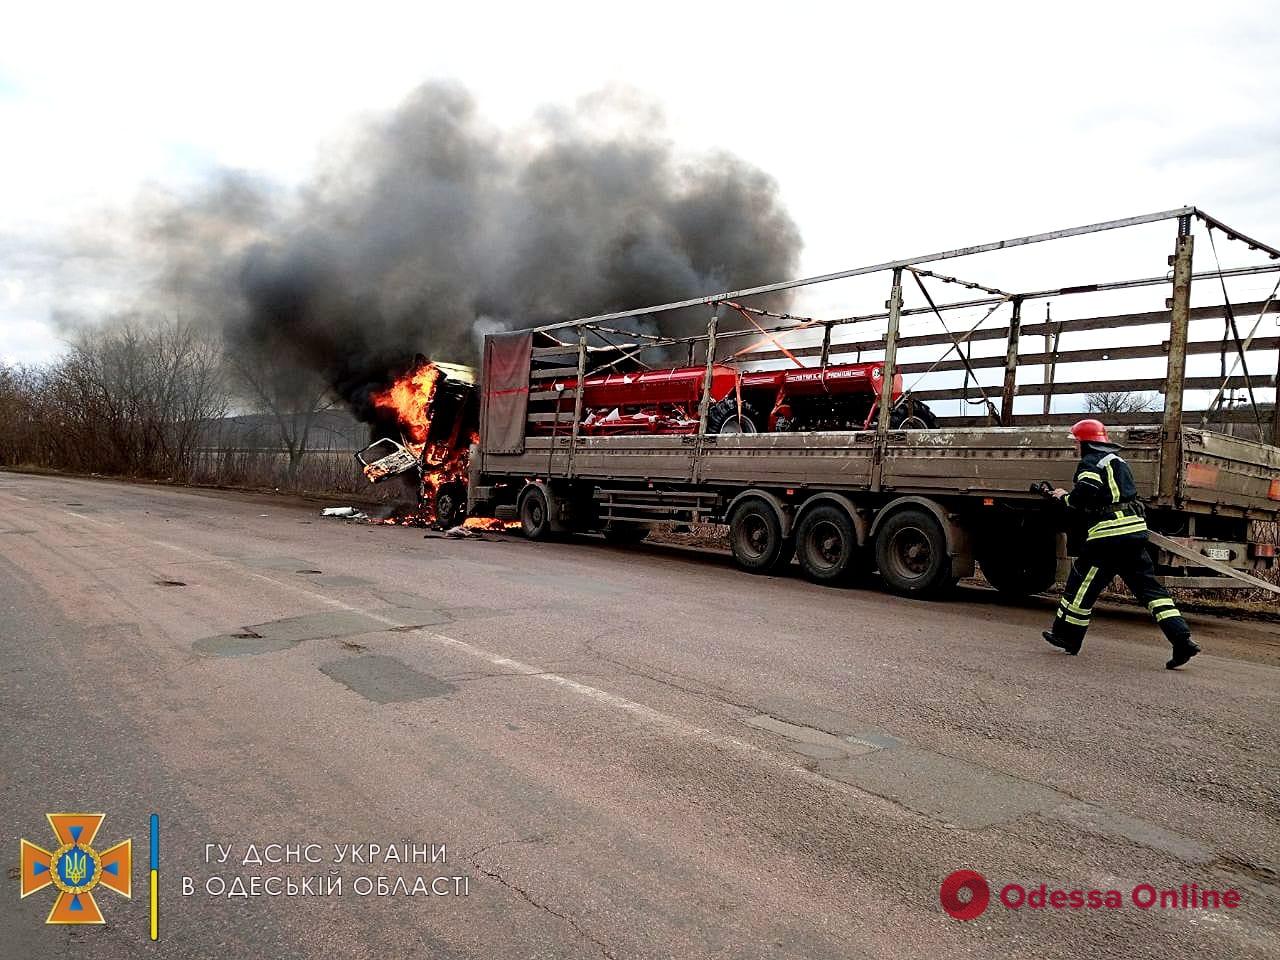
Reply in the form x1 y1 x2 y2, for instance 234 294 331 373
706 397 762 434
795 504 861 584
729 497 793 573
518 485 554 541
874 507 955 597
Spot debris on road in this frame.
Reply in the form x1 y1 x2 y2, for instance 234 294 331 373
321 506 369 520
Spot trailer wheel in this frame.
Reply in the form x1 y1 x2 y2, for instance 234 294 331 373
874 507 955 597
706 397 761 434
729 497 793 573
518 485 553 541
795 504 862 584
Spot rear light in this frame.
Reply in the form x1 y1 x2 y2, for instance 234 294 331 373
983 497 995 506
1252 543 1277 558
1269 478 1280 501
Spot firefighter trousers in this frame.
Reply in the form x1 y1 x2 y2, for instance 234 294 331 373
1051 536 1191 647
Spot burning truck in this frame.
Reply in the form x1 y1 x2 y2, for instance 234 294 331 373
356 351 935 525
356 359 480 528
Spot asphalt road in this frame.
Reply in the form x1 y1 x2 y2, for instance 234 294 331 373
1 472 1277 959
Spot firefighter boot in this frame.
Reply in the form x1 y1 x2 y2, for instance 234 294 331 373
1166 636 1201 670
1042 631 1081 656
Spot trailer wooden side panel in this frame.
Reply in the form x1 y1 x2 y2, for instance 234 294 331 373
879 426 1162 498
570 436 694 482
1180 429 1280 515
479 425 1277 520
696 433 875 489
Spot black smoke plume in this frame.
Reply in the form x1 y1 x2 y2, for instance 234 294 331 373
154 82 802 421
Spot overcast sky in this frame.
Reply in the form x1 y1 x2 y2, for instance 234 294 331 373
3 0 1279 386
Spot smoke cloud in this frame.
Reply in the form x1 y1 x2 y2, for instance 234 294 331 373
151 82 802 421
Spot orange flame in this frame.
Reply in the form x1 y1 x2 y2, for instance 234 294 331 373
371 363 442 445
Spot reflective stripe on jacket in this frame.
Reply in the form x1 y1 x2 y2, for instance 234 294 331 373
1062 448 1148 541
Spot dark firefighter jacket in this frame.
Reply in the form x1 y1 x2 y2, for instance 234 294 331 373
1061 443 1149 542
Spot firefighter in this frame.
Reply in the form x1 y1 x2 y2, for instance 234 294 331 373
1043 418 1201 669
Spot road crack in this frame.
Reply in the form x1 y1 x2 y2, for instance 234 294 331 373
466 840 615 959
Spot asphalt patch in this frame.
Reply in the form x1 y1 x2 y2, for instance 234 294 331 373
313 575 372 588
194 633 296 658
241 556 312 572
319 655 456 704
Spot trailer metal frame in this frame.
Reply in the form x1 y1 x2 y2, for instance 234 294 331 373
474 208 1280 596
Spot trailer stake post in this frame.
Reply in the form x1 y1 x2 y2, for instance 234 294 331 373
697 306 721 435
1000 297 1023 425
1273 344 1280 446
1159 219 1194 501
872 268 904 492
567 331 588 477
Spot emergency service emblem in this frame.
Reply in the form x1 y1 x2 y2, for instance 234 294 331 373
20 813 132 924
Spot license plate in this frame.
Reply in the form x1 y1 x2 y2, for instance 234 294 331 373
1204 547 1231 561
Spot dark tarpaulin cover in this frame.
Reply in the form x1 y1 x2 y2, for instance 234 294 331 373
481 330 533 455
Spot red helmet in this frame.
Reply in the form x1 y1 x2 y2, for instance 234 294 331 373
1069 418 1109 443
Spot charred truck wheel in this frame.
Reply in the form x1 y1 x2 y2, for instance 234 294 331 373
729 497 793 573
433 482 467 529
518 484 554 540
705 397 762 434
794 504 862 584
874 507 954 597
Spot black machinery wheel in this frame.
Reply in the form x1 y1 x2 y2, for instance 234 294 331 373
794 503 863 584
729 497 794 573
889 398 939 430
706 397 762 434
874 507 955 597
518 485 553 540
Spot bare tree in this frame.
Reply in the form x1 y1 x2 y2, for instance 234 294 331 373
1086 391 1159 416
0 316 227 479
227 354 334 487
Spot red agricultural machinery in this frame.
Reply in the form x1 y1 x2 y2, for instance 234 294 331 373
532 360 937 436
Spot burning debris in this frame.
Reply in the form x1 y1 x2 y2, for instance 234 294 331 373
441 517 522 539
321 506 369 520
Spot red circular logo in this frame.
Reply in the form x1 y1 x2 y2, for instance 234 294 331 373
940 870 990 920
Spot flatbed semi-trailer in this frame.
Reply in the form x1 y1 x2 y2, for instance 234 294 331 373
468 208 1280 598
